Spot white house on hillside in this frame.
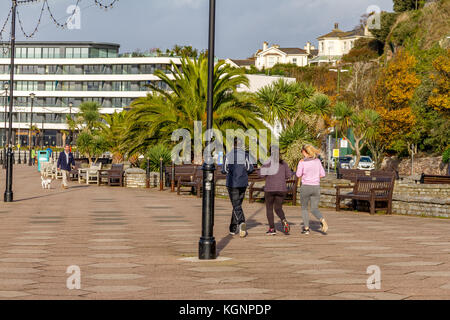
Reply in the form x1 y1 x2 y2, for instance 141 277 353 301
255 41 309 70
309 23 373 65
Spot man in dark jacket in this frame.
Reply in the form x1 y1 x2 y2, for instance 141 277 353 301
57 144 75 189
222 138 254 237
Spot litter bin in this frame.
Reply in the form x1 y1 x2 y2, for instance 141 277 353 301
37 150 51 172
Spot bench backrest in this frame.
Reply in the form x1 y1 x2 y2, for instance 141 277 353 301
111 163 123 170
339 168 396 182
90 163 102 170
286 176 299 193
420 173 450 184
174 165 200 182
248 170 264 182
354 176 395 197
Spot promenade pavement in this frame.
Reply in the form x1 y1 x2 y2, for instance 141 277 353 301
0 165 449 300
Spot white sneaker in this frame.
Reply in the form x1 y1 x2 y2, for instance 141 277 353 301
321 219 328 233
239 222 247 238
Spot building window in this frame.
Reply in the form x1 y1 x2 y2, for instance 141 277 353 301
81 48 89 58
108 49 118 58
65 48 73 58
293 58 297 64
42 47 59 58
99 49 108 58
73 48 81 58
328 41 334 52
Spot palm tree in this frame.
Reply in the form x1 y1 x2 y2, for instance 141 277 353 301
255 79 316 131
123 55 267 157
98 111 127 163
334 102 379 168
69 102 104 164
74 101 102 134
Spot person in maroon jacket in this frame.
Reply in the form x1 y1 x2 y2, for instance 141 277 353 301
259 146 294 235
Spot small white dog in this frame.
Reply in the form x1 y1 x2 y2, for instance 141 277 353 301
41 175 53 189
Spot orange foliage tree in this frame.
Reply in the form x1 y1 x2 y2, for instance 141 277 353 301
428 49 450 112
373 49 420 152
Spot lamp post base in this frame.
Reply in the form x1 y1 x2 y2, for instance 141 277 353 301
4 191 13 202
199 237 216 260
4 148 14 202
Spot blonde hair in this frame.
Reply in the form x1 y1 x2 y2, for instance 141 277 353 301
302 144 321 159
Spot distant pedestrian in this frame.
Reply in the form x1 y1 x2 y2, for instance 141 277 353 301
222 137 254 238
296 145 328 234
57 144 75 189
259 145 293 235
31 149 36 166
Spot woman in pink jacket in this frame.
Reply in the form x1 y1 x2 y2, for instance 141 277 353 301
296 145 328 234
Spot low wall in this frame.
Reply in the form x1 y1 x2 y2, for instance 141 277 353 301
142 173 449 218
319 178 449 218
215 177 449 218
124 170 162 188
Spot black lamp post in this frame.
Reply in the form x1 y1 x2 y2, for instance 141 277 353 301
198 0 216 260
17 111 21 164
40 119 44 148
4 0 16 202
3 82 9 169
68 101 73 145
28 93 35 166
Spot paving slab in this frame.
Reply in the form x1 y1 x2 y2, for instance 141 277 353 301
0 166 449 300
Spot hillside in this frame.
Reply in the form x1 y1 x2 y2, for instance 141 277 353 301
385 0 450 55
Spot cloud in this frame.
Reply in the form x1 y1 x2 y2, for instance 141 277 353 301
170 0 204 8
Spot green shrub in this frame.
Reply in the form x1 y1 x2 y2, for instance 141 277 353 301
443 147 450 164
141 144 172 172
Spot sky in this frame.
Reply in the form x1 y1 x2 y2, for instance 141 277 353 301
0 0 394 59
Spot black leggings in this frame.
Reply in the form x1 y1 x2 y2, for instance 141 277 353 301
265 191 286 229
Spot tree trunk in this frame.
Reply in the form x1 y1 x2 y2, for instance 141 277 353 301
353 137 362 169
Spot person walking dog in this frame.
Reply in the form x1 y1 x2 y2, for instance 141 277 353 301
57 144 75 189
222 137 254 238
296 145 328 234
259 145 293 235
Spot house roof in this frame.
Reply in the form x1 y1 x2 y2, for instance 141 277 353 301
257 47 308 57
277 48 308 55
317 28 364 40
229 59 254 66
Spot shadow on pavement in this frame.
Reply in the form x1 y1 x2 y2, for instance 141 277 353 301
13 185 89 202
216 206 263 256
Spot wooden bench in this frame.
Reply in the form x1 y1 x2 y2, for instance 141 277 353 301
418 173 450 184
337 168 398 182
248 170 299 205
335 175 395 215
175 165 202 197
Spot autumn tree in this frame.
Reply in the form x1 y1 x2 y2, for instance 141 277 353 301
428 49 450 112
372 49 420 154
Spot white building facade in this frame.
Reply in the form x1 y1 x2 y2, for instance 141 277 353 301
0 41 181 147
255 42 309 70
310 23 373 65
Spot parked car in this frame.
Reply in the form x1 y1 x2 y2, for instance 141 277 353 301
350 156 375 170
330 156 353 169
